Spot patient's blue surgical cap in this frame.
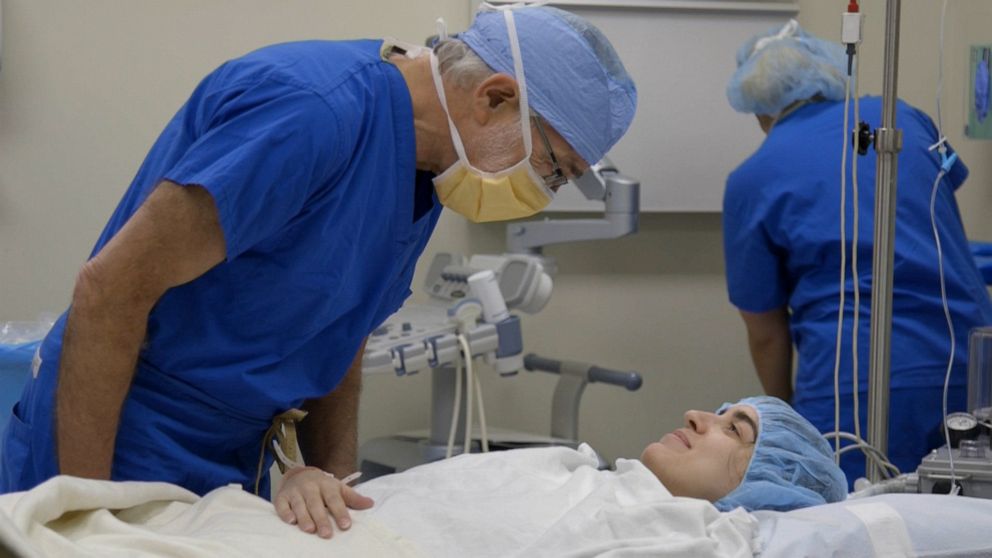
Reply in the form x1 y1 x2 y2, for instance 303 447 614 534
714 396 847 512
458 4 637 165
726 20 847 116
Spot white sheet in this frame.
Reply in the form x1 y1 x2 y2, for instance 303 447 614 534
0 444 759 557
359 444 758 557
845 502 914 557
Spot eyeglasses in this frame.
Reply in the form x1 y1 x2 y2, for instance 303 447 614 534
532 117 569 189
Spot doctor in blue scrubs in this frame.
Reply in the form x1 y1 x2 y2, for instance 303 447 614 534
0 4 636 538
722 21 992 487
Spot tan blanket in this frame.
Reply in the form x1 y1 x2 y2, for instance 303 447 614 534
0 476 424 558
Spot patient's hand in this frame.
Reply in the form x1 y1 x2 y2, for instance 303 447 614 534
274 466 375 538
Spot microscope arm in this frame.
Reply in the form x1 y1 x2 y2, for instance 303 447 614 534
506 164 640 255
507 213 636 253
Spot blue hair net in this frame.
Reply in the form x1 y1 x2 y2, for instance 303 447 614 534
714 396 848 512
458 4 637 165
726 20 847 116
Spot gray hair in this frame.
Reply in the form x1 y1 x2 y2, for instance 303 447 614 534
434 38 495 90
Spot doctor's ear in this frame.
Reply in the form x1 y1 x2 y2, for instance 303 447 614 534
473 73 519 117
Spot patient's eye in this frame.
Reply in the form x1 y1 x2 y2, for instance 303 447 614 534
728 421 755 444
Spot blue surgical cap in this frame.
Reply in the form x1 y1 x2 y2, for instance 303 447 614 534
726 20 847 116
714 396 848 512
458 5 637 165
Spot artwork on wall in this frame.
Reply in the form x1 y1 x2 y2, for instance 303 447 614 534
965 45 991 140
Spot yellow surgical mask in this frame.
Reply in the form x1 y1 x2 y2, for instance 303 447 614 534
429 8 555 223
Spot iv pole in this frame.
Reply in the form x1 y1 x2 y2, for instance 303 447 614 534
866 0 903 483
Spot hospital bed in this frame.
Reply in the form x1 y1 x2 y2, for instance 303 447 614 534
754 494 992 557
2 455 992 558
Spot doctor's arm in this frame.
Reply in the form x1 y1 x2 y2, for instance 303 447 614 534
297 337 368 477
275 339 374 538
739 307 793 401
56 181 226 480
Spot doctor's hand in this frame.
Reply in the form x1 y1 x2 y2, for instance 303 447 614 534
274 466 374 538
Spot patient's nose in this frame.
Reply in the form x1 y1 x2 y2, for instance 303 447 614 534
684 409 709 433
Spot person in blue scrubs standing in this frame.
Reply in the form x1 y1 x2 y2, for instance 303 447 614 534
722 21 992 487
0 4 636 538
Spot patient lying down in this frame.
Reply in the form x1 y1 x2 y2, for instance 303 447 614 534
276 396 848 540
0 397 849 558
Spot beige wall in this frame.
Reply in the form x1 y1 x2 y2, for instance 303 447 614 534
0 1 989 466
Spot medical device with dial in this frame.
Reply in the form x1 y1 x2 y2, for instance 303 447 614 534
358 160 642 480
945 412 981 449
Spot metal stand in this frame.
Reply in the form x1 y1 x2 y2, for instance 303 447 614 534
524 354 642 441
428 365 467 447
867 0 904 483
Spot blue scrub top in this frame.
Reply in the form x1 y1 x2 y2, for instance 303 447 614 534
2 40 442 496
723 97 992 400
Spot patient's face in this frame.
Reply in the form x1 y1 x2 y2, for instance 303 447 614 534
640 405 758 502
